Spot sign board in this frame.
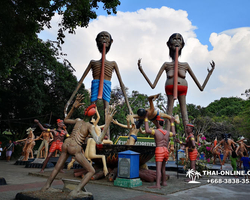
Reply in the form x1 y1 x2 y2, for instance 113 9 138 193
115 136 156 146
118 158 130 178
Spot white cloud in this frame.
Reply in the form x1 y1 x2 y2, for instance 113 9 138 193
39 6 250 107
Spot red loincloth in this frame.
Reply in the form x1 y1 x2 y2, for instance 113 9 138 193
188 149 198 161
49 140 63 153
155 146 169 162
165 85 188 96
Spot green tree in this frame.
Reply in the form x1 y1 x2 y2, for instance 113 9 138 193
205 97 245 117
0 38 89 140
0 0 121 78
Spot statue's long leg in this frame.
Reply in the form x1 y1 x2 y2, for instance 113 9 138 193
178 95 188 137
73 153 95 193
41 152 69 191
166 95 174 131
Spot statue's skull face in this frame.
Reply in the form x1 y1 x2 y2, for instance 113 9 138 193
168 33 184 51
96 31 112 48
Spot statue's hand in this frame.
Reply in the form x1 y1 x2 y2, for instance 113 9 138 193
106 106 116 122
73 94 85 109
112 119 118 125
175 138 180 143
138 58 142 71
34 119 39 123
170 116 175 123
208 60 215 73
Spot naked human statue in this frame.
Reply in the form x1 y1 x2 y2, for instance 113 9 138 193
34 125 54 159
84 106 113 176
236 137 250 158
16 127 36 161
214 134 237 166
41 94 116 197
64 31 132 139
138 33 215 136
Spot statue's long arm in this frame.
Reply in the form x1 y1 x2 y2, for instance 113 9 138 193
139 127 146 134
94 107 100 127
187 61 215 91
16 138 27 142
214 139 223 150
138 59 165 89
114 63 133 114
34 134 42 141
64 62 92 117
90 107 115 144
112 119 131 129
64 94 84 124
34 119 47 132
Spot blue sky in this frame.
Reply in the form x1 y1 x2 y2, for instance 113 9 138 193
97 0 250 50
40 0 250 108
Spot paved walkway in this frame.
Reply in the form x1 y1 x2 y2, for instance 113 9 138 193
0 160 250 200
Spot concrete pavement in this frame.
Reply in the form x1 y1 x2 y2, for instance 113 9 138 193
0 160 250 200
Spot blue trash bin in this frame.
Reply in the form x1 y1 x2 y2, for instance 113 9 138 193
200 153 205 160
118 150 140 179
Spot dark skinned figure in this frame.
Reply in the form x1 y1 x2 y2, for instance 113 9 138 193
214 134 237 166
64 31 132 139
176 124 197 171
138 33 215 136
41 94 116 197
236 137 250 158
144 112 176 189
34 119 69 173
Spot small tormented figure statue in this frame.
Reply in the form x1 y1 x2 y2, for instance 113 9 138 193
41 94 116 197
209 137 222 165
144 112 176 189
176 124 198 171
34 124 54 159
236 136 250 159
34 119 69 172
84 106 113 176
214 134 237 166
16 127 36 161
168 137 175 161
112 114 145 145
138 33 215 135
132 94 180 126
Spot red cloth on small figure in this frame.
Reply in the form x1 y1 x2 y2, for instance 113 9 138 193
155 147 169 162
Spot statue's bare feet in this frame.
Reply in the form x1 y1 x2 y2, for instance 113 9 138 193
174 114 180 124
161 182 167 186
69 190 92 197
103 168 108 176
148 93 160 101
40 185 49 192
40 170 44 173
41 187 62 192
148 185 161 189
60 169 65 173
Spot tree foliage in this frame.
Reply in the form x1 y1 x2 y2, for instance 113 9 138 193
0 0 121 78
0 38 89 140
205 97 246 117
